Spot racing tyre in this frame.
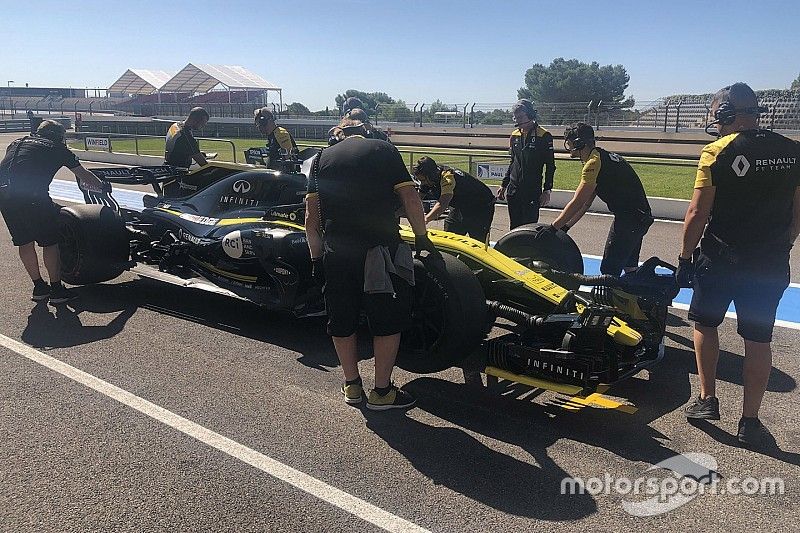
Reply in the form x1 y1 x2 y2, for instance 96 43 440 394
59 205 129 285
397 253 487 374
494 223 584 288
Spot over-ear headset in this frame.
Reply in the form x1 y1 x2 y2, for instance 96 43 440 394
705 101 769 136
514 99 538 126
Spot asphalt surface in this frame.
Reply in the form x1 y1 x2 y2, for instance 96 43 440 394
2 142 800 531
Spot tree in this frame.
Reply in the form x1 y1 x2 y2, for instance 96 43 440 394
792 73 800 91
334 89 396 113
518 58 634 107
285 102 310 115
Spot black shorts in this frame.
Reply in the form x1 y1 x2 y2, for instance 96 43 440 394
444 203 495 242
323 243 413 337
600 214 653 276
0 197 62 247
688 252 789 343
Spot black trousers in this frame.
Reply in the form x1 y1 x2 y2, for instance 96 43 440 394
444 203 495 243
600 214 653 276
507 196 539 230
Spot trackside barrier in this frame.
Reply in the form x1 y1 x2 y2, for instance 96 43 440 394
66 132 238 163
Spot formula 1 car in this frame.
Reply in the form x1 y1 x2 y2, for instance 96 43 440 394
59 161 677 394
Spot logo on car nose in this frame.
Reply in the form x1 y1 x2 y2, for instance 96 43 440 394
233 180 251 193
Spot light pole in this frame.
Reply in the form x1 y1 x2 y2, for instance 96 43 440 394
7 81 13 88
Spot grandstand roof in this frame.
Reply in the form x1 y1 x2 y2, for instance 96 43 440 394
159 64 281 94
108 69 175 95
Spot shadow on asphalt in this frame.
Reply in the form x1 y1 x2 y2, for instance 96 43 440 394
362 338 798 519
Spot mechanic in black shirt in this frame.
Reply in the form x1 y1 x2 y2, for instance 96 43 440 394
253 107 298 170
551 122 653 275
498 99 556 229
305 114 440 411
0 120 103 303
678 83 800 446
412 156 496 242
164 107 209 168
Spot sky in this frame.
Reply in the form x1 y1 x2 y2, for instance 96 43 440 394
1 0 799 110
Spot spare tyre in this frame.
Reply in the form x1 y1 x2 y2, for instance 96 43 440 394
397 253 487 374
59 205 129 285
494 223 584 288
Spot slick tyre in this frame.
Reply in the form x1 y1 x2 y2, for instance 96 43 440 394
59 205 129 285
397 253 487 374
494 223 584 288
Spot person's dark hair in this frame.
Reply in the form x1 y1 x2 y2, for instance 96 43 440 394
337 112 367 136
512 99 537 121
711 82 759 111
564 122 595 144
36 120 66 143
412 156 438 179
342 97 364 114
187 106 210 123
254 106 275 124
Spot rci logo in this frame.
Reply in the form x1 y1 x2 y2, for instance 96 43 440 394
233 180 252 193
731 155 750 177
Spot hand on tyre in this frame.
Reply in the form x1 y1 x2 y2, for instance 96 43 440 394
496 186 506 201
415 233 443 260
676 256 693 288
311 258 325 287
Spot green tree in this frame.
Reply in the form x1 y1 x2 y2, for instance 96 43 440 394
380 100 413 122
792 73 800 91
334 90 396 114
518 58 634 107
285 102 310 115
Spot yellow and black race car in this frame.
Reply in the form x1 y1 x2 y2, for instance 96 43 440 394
59 160 677 395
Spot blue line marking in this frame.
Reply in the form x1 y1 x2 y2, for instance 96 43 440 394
582 256 800 326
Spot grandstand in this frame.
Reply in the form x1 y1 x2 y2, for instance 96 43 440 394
634 90 800 130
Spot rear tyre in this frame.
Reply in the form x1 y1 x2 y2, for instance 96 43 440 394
397 253 487 374
494 223 584 288
59 205 129 285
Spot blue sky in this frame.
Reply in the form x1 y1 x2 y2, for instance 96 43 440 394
1 0 798 109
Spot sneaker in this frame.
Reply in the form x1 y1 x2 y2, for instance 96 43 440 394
31 282 51 302
737 417 773 448
684 395 720 420
49 284 77 305
341 380 364 404
366 385 416 411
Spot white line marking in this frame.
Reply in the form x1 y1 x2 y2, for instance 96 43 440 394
0 333 429 533
669 302 800 331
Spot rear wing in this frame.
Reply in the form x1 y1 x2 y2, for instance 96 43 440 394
79 165 188 211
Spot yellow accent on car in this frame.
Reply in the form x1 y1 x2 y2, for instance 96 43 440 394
190 258 258 283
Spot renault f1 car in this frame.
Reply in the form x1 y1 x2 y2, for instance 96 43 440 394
60 160 677 395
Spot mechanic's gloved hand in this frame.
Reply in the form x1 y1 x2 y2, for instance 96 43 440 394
415 232 443 260
676 256 693 288
561 224 571 233
539 225 559 237
311 258 325 287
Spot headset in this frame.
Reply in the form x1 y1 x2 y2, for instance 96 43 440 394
704 101 769 137
563 125 594 154
514 99 538 127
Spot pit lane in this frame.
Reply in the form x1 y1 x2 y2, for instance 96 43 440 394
1 160 799 531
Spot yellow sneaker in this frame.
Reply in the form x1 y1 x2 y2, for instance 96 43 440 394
341 381 363 404
366 385 416 411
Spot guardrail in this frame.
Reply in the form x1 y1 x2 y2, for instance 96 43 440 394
67 132 239 163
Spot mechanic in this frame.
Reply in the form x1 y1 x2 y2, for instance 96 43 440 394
0 120 103 304
328 108 389 145
497 99 556 229
305 114 441 410
412 156 496 242
678 83 800 447
164 107 209 168
550 122 653 275
254 107 298 169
